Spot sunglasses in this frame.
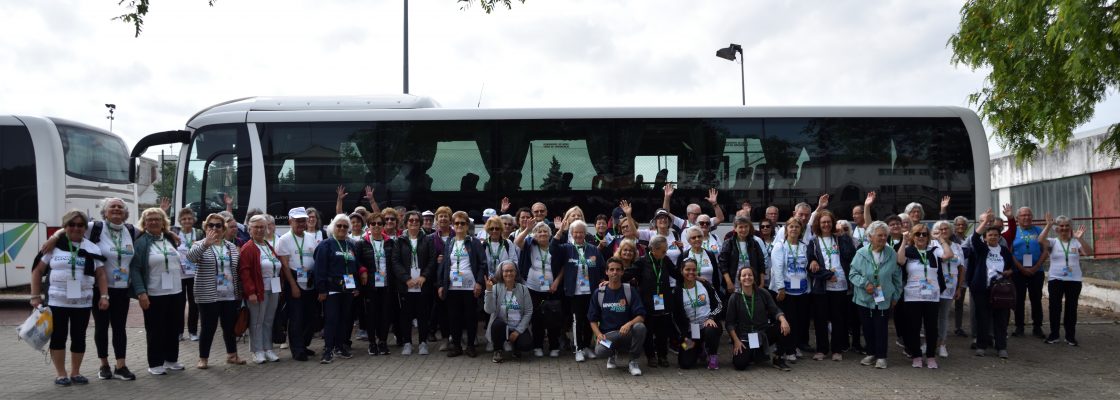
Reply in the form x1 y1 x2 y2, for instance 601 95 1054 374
384 217 397 222
488 227 502 231
206 223 224 229
337 225 350 229
453 221 469 226
66 222 86 228
914 232 929 238
698 222 710 226
369 221 384 226
760 225 772 229
407 218 420 223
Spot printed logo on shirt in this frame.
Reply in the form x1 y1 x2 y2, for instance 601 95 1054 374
604 299 627 313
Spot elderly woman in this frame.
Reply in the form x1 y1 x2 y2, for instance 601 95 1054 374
239 214 287 364
357 211 393 356
807 210 857 362
670 258 724 370
848 221 903 369
482 216 517 279
930 221 965 359
552 219 605 362
79 198 137 381
1039 214 1093 346
437 211 486 358
967 209 1015 359
128 208 184 375
485 261 534 363
31 210 109 386
177 208 202 345
627 236 681 368
896 223 948 369
188 213 244 368
517 222 563 357
314 214 361 364
393 211 438 356
725 268 790 371
680 227 729 297
769 217 809 364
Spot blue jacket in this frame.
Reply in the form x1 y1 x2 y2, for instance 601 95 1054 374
313 237 359 293
965 233 1014 292
551 240 604 297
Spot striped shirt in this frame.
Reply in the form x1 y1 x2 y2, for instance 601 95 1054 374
187 240 242 304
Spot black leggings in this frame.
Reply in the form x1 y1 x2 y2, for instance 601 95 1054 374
812 291 850 354
903 301 939 358
529 290 563 351
1048 280 1082 340
569 295 592 351
445 290 478 347
50 306 91 352
399 290 432 345
93 287 129 359
731 326 777 370
183 277 199 335
677 325 723 369
363 287 392 344
143 293 185 367
643 313 673 359
490 319 533 352
776 293 809 356
198 300 239 359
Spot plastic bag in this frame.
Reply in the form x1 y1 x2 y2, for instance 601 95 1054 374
17 306 53 352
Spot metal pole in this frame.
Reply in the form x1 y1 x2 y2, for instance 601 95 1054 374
409 0 414 94
739 55 745 106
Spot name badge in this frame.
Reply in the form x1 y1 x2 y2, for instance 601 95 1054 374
66 278 82 299
374 271 386 287
791 279 802 290
161 272 174 290
296 270 308 284
539 275 549 290
690 323 701 339
270 277 282 293
747 332 761 349
1023 254 1033 267
451 270 464 287
343 274 356 289
653 294 665 311
578 276 591 292
599 338 612 348
873 286 886 303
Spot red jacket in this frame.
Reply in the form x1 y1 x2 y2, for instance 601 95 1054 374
239 240 277 300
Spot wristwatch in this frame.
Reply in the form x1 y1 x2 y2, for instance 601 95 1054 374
101 294 110 300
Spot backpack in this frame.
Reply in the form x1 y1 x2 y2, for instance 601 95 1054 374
596 283 633 309
89 221 137 244
989 278 1015 310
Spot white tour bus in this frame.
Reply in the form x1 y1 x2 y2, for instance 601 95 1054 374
133 95 990 232
0 116 136 288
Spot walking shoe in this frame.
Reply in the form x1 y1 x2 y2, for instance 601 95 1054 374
511 350 522 359
998 349 1008 359
190 334 200 342
707 354 719 370
657 355 669 368
812 353 826 361
606 355 618 369
265 350 280 362
831 353 843 361
937 345 949 358
628 360 642 376
280 342 289 349
253 352 266 364
492 350 504 363
368 344 379 356
549 349 560 358
533 348 544 357
786 354 797 363
585 347 598 359
975 349 985 357
912 357 923 368
1011 327 1024 337
574 349 586 362
418 342 430 355
320 352 333 364
439 341 449 352
927 358 939 369
1044 335 1061 344
54 377 71 386
1032 327 1046 339
1067 339 1079 347
954 328 968 337
772 357 791 371
147 366 167 375
113 366 136 380
860 355 876 366
379 342 390 355
70 375 89 385
447 345 463 358
163 361 185 371
401 343 413 356
874 358 888 369
794 348 804 358
465 346 478 358
486 342 494 352
97 366 112 380
336 347 353 359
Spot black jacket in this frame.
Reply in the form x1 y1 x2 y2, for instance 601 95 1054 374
717 236 765 288
436 236 486 290
391 233 437 293
623 254 682 316
806 234 858 294
668 279 724 339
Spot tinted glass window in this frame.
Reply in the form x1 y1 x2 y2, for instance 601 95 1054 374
183 124 250 221
56 124 130 183
0 125 39 220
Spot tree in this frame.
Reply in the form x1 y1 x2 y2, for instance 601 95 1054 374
154 159 177 201
948 0 1120 162
540 156 563 190
115 0 524 37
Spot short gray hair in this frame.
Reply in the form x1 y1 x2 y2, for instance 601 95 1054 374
649 235 668 250
904 202 925 220
569 220 588 233
98 197 129 220
867 221 889 237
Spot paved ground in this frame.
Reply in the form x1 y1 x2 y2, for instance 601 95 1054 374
3 299 1119 400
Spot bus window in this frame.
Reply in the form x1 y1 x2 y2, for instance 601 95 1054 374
56 123 129 184
632 155 676 190
518 140 596 191
0 125 39 220
184 124 250 220
762 118 826 208
427 141 490 191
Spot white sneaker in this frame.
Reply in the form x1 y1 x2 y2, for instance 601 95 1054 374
786 354 797 362
418 342 430 355
401 343 413 356
584 347 598 359
533 348 544 357
938 345 949 358
503 342 513 352
874 359 888 369
253 352 266 364
794 348 802 358
189 334 199 342
574 349 586 362
549 349 560 358
860 355 876 366
147 366 167 375
438 342 449 352
163 361 184 371
280 342 289 349
265 350 280 362
606 355 618 369
486 342 494 352
628 360 642 376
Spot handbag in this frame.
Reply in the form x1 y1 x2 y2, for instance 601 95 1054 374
17 306 53 352
233 304 250 337
989 278 1015 310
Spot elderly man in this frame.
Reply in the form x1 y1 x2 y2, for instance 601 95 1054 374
1007 206 1046 338
662 184 725 230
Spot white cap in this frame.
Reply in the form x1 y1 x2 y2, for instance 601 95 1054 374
288 207 309 220
421 210 435 217
482 208 497 218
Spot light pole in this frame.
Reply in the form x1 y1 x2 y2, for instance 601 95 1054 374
403 0 409 94
105 103 116 132
716 43 745 106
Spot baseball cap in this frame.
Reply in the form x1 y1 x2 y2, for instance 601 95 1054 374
482 208 497 218
288 207 309 220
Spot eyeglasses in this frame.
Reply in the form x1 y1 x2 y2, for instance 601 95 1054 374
488 227 502 231
66 222 86 228
759 225 772 229
914 232 929 238
454 221 468 226
206 223 224 229
407 218 420 223
384 217 397 222
697 221 710 226
337 225 350 229
369 221 384 226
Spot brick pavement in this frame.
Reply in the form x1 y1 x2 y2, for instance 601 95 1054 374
2 301 1118 400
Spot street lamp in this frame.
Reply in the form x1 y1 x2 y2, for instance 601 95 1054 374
105 103 116 132
716 43 745 106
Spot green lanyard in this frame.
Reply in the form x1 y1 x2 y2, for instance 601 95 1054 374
685 285 701 310
256 241 278 276
333 238 353 274
1019 230 1033 251
109 228 124 266
917 248 929 278
212 244 227 275
504 290 517 320
784 241 800 277
819 237 834 270
871 250 884 286
69 241 80 279
1059 239 1071 267
537 245 549 273
453 239 466 270
738 241 749 264
576 246 588 277
649 254 663 292
692 250 706 270
740 291 756 321
487 240 502 270
152 237 171 273
372 240 383 271
294 234 306 269
889 237 900 248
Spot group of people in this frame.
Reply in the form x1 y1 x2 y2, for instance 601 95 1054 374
29 184 1093 385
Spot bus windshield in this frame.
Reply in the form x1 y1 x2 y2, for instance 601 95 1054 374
56 123 130 183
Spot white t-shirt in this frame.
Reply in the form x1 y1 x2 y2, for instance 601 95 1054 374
985 246 1005 283
92 223 134 289
701 232 722 254
769 241 808 295
482 239 516 278
276 232 317 291
903 249 938 302
681 283 713 324
500 289 523 327
41 240 104 308
686 249 716 284
145 237 183 296
177 228 201 278
526 244 553 293
1046 238 1083 282
934 242 964 299
817 237 848 292
448 239 476 291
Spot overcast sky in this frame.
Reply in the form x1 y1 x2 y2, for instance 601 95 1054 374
2 0 1116 158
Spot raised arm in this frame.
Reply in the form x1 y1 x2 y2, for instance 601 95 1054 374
1074 224 1094 256
662 184 674 211
862 192 875 229
335 185 348 216
939 195 951 221
708 188 725 226
1038 212 1054 254
362 185 381 214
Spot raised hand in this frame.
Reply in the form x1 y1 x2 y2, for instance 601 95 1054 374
499 197 511 213
553 216 564 231
742 201 752 216
1074 225 1086 239
619 200 632 216
663 183 675 198
1001 203 1013 219
1044 212 1054 226
336 185 349 201
706 188 719 205
363 185 374 200
817 193 830 211
864 191 876 208
940 195 951 211
223 193 234 207
159 197 171 212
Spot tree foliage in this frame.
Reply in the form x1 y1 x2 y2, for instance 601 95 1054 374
949 0 1120 162
153 159 177 201
458 0 526 13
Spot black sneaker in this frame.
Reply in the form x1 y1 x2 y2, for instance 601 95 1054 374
1067 339 1079 347
1011 328 1024 337
1032 327 1046 339
772 357 791 371
113 367 136 381
368 344 378 356
464 346 478 358
492 350 504 363
954 328 968 337
70 375 89 385
379 343 390 355
97 366 112 380
320 352 334 364
54 377 71 387
1044 335 1061 344
336 347 353 359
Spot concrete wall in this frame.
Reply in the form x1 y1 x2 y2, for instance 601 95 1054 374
990 125 1119 189
1091 169 1120 258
